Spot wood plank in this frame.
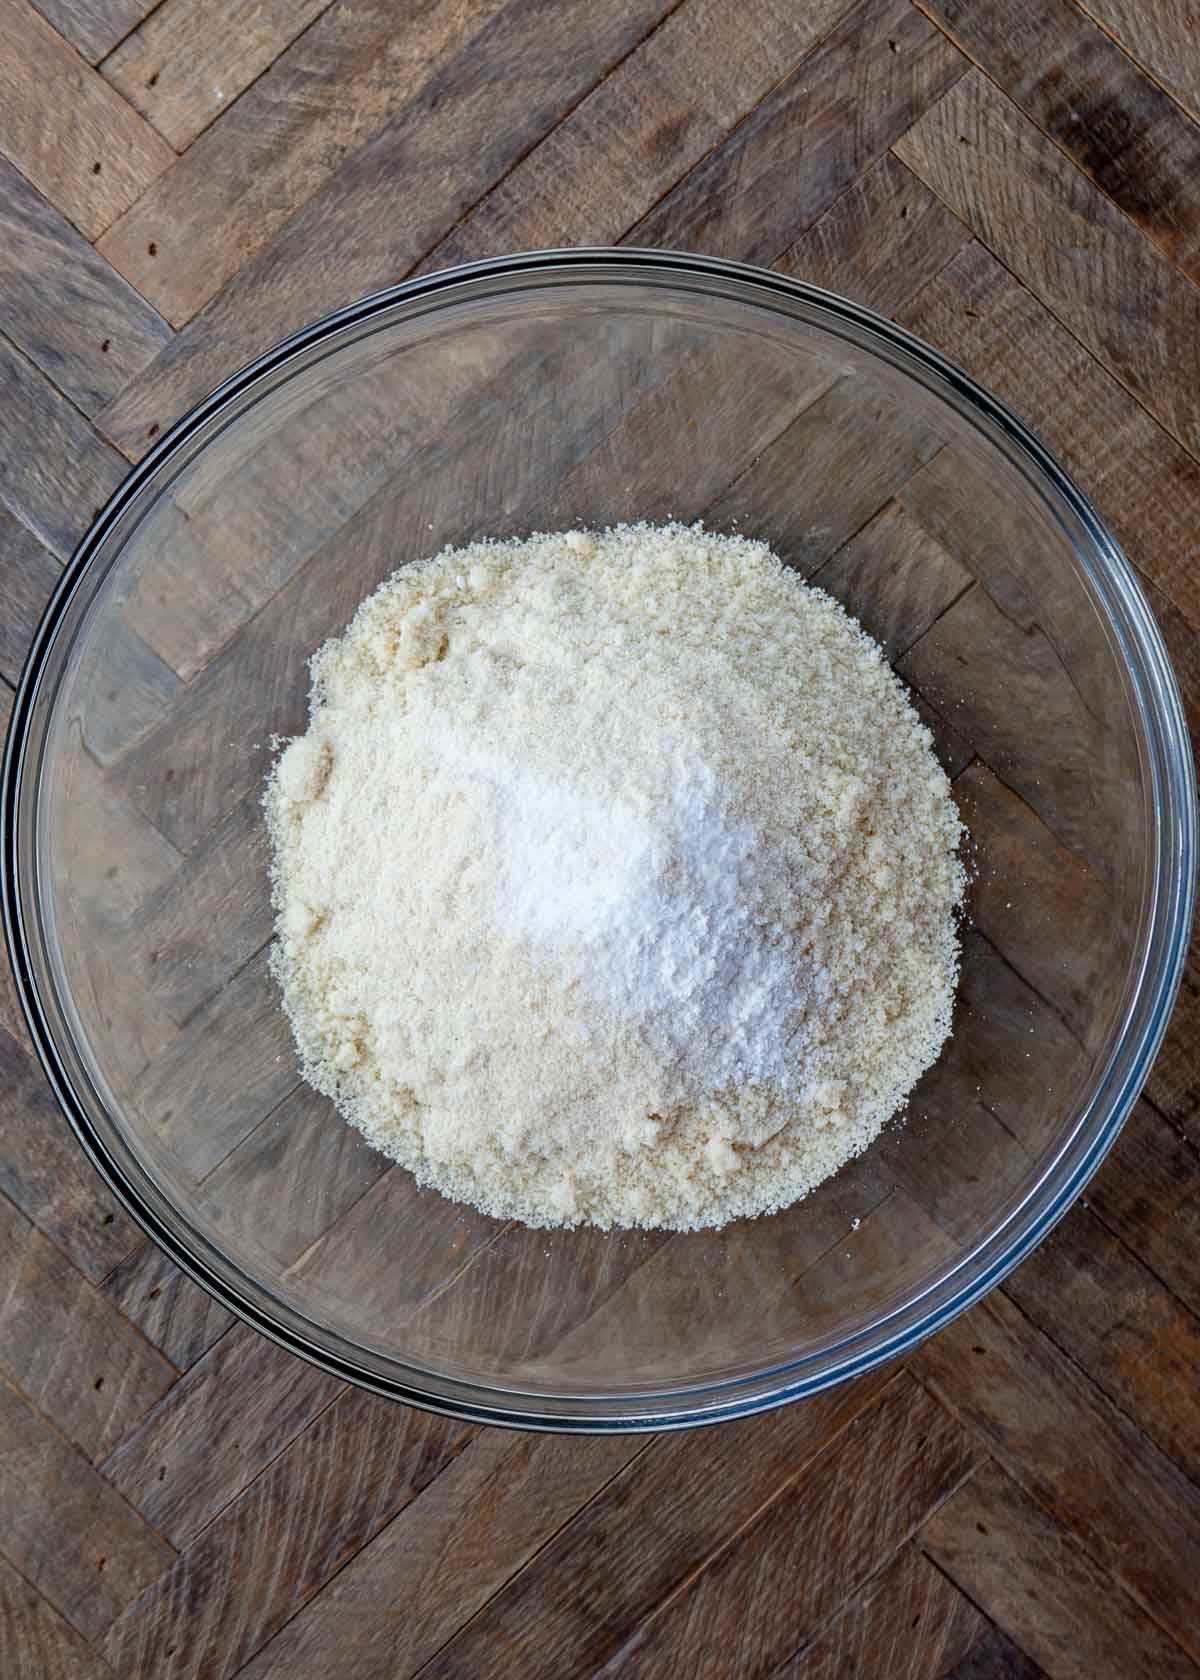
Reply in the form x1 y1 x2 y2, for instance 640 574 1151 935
897 240 1200 633
809 498 973 660
0 0 173 240
94 0 522 330
95 0 675 403
101 1244 235 1372
0 1376 173 1641
402 1219 672 1384
74 618 183 768
0 337 125 559
283 1167 501 1347
1002 1202 1200 1486
899 584 1107 870
409 1367 898 1680
418 0 855 269
0 153 171 417
774 1545 985 1680
529 337 835 534
197 1083 390 1271
108 320 733 850
117 789 272 1027
917 0 1200 286
1146 953 1200 1139
101 0 333 151
99 1325 342 1549
114 312 565 677
893 70 1200 459
878 930 1088 1245
942 1627 1046 1680
913 1288 1200 1661
923 1460 1199 1679
0 1550 116 1680
101 1389 475 1680
776 151 973 315
1087 1099 1200 1317
0 1193 175 1461
0 505 59 687
31 0 156 63
951 764 1114 1045
233 1425 648 1680
704 378 944 575
1075 0 1200 123
429 1375 973 1680
627 0 968 263
0 1027 142 1283
130 949 298 1180
540 1167 895 1391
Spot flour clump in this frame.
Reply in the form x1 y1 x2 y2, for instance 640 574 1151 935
265 523 964 1230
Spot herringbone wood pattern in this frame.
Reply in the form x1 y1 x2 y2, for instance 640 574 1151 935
3 0 1200 1675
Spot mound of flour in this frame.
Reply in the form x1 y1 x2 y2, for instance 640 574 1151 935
264 523 963 1230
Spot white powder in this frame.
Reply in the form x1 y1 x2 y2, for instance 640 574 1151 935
265 523 964 1230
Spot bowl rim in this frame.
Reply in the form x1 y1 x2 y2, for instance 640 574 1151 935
3 246 1196 1431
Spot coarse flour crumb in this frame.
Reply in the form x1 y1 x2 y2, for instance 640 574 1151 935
264 523 964 1230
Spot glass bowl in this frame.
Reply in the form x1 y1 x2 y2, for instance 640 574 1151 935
3 251 1194 1431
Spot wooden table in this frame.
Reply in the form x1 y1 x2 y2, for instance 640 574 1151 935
3 0 1200 1674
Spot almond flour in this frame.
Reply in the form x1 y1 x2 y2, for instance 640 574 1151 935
264 523 963 1230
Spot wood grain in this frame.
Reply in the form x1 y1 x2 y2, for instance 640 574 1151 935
1086 1100 1200 1317
415 1367 897 1680
705 377 944 574
894 69 1200 458
810 497 973 659
628 0 969 263
0 1551 115 1680
588 1377 977 1680
102 1390 474 1680
0 1376 173 1640
1002 1203 1200 1485
918 0 1200 284
3 3 1200 1674
0 152 171 416
774 1545 985 1680
235 1426 649 1680
118 788 273 1027
101 1244 236 1373
923 1459 1199 1678
101 0 334 151
0 1027 142 1283
0 506 59 687
197 1084 389 1271
95 0 524 328
0 0 173 240
897 239 1200 630
0 1193 175 1460
1076 0 1200 121
0 337 125 559
777 151 974 314
899 583 1107 869
418 0 855 269
1143 954 1200 1137
943 1627 1046 1680
31 0 157 63
130 949 298 1179
95 0 679 438
950 764 1113 1044
99 1326 342 1548
914 1289 1200 1661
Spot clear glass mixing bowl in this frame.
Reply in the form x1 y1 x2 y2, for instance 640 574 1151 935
3 252 1194 1430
